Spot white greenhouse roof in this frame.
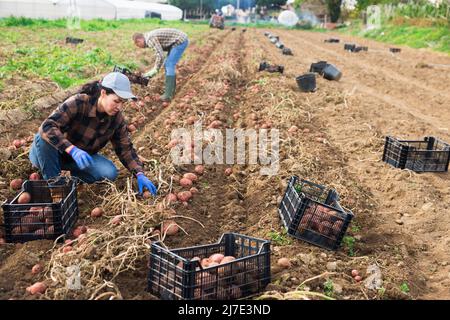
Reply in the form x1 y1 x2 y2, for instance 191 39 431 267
0 0 182 20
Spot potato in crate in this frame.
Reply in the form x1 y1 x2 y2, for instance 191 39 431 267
147 233 271 300
2 177 79 243
278 176 353 251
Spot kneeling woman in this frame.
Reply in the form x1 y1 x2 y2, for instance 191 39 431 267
29 72 157 196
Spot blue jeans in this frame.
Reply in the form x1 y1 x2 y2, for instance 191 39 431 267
165 40 189 76
29 134 118 184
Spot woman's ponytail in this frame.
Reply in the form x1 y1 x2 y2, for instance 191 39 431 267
80 80 115 99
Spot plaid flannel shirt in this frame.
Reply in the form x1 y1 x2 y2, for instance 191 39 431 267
39 93 144 175
143 28 188 71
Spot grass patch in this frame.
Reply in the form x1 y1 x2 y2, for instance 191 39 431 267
342 235 356 257
400 282 410 294
339 20 450 55
267 229 292 246
0 18 208 98
351 224 361 233
1 46 116 88
0 17 193 31
323 279 335 298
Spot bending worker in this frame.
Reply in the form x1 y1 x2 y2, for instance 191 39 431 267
210 11 225 29
29 72 157 196
132 28 189 102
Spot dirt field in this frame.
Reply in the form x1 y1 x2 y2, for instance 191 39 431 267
0 26 449 300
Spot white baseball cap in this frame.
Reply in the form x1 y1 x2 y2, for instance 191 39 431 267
101 72 137 100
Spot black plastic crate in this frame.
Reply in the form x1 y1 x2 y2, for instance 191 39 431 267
259 61 284 74
65 37 84 44
113 65 149 86
354 46 368 52
148 233 271 300
2 178 79 243
278 177 353 251
344 43 356 51
382 136 450 172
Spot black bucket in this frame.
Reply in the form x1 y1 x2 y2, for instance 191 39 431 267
296 73 316 92
390 48 401 53
259 61 284 74
66 37 84 44
276 42 285 49
310 61 328 75
323 64 342 81
354 46 368 52
344 43 356 51
259 61 269 72
282 48 293 55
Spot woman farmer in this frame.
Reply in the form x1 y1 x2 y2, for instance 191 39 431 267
29 72 157 196
132 28 189 102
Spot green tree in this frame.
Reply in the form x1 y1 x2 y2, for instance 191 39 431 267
356 0 402 11
170 0 194 11
293 0 306 8
256 0 287 7
217 0 235 8
170 0 216 12
326 0 342 22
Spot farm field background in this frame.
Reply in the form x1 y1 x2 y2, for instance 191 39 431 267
0 18 449 300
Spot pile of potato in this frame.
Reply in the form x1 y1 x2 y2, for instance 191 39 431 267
153 252 263 300
9 191 55 236
11 206 54 235
299 204 344 237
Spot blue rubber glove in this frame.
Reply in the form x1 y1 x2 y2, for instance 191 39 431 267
143 68 157 79
136 173 157 196
68 146 94 170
